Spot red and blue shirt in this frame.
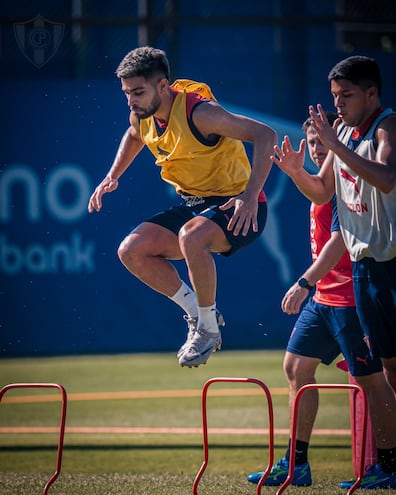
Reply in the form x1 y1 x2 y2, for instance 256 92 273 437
311 196 355 307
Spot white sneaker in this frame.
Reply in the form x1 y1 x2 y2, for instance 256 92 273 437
177 311 225 359
176 315 198 359
179 327 222 368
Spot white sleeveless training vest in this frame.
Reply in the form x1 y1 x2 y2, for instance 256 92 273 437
334 108 396 262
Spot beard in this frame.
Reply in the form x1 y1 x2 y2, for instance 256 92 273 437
133 93 162 120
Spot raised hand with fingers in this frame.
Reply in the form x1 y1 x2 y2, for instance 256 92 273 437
271 135 306 178
308 104 340 150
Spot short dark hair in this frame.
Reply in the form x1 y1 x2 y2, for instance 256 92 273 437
116 46 170 81
328 56 382 96
302 111 337 133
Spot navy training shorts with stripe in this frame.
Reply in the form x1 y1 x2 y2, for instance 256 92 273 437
286 298 383 377
144 194 267 257
352 256 396 359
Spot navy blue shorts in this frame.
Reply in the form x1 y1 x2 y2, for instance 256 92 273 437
352 257 396 359
145 195 267 256
287 298 383 377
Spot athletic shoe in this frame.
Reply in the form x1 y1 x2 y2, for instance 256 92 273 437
178 326 222 368
177 310 225 359
339 464 396 489
247 457 312 486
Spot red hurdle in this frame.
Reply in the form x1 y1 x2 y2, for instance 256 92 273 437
0 382 68 495
336 359 377 476
276 383 368 495
192 377 274 495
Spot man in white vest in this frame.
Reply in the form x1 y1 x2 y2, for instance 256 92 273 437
272 55 396 490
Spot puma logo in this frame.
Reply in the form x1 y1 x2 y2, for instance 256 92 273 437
340 168 361 196
356 356 369 366
156 145 168 155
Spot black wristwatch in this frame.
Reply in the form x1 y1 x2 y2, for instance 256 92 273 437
298 277 314 291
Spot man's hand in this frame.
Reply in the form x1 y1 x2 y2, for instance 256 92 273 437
88 176 119 213
308 104 341 150
271 135 306 178
281 282 309 315
220 192 259 237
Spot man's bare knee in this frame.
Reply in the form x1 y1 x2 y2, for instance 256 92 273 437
117 235 144 267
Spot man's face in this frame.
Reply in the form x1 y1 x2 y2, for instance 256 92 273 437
121 76 162 119
306 126 328 168
330 79 375 127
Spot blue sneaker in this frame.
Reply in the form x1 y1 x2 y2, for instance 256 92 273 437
339 464 396 489
247 457 312 486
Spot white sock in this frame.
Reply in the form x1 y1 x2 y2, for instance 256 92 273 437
168 281 198 318
198 304 219 335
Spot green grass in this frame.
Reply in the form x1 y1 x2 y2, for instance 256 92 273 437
0 351 389 494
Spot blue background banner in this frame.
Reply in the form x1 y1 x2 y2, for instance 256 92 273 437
1 0 395 356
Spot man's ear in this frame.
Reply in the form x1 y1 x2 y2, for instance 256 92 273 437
159 78 168 92
367 86 377 99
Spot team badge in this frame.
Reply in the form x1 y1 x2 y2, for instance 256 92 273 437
14 15 64 68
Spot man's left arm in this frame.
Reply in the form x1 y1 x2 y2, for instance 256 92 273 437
193 101 278 235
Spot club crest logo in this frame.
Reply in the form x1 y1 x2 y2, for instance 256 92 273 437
14 14 64 68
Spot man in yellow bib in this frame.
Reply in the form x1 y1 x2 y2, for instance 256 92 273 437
88 46 277 367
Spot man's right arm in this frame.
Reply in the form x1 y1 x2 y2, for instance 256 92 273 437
88 115 144 213
281 230 347 315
